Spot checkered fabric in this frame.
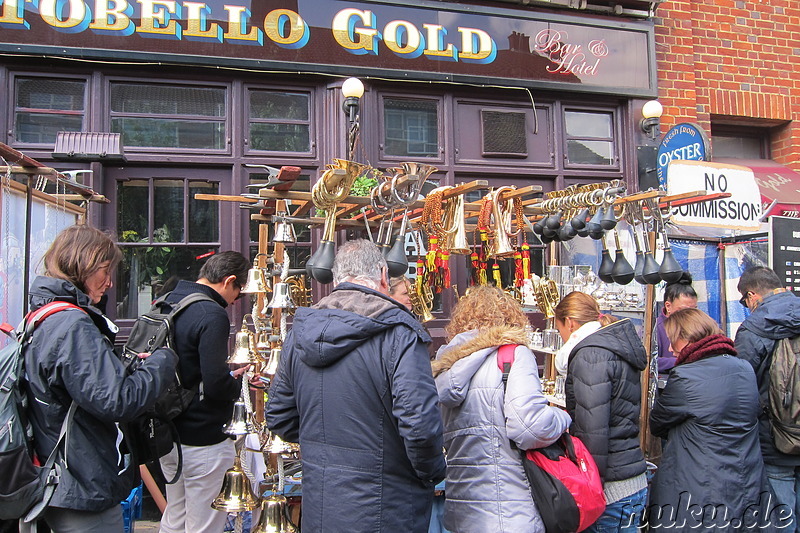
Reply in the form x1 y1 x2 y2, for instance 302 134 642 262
722 240 769 337
670 239 721 325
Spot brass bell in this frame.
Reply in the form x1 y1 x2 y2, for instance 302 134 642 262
255 333 271 360
223 399 256 436
273 217 296 244
242 259 269 294
262 430 299 455
264 346 282 378
267 282 295 310
252 489 297 533
211 456 260 512
227 322 258 365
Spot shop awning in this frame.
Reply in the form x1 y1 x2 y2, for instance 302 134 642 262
717 158 800 219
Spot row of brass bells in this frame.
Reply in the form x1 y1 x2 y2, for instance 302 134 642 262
211 456 260 512
252 490 297 533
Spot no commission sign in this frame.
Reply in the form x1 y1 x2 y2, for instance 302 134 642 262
667 160 763 231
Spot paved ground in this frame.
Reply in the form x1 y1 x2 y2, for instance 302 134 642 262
134 520 160 532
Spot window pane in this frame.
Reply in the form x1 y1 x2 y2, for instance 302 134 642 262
567 140 613 165
16 78 85 110
250 123 310 152
712 135 763 159
15 113 83 144
153 180 185 242
112 117 225 149
110 84 225 116
565 111 612 138
116 246 218 319
117 180 149 241
189 182 219 242
383 98 438 157
250 91 309 120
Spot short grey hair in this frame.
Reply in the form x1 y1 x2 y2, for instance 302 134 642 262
332 239 387 289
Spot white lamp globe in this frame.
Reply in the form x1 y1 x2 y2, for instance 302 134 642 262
642 100 663 119
342 77 365 99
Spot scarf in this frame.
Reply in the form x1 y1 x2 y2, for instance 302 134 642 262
676 334 737 366
555 321 602 376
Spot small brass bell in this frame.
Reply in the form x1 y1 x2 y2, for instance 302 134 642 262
241 259 269 294
262 431 299 455
227 323 258 365
267 282 295 310
211 456 260 512
252 489 297 533
223 399 256 436
273 217 296 244
264 346 282 377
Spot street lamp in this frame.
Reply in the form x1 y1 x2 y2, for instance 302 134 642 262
341 77 364 160
640 100 663 141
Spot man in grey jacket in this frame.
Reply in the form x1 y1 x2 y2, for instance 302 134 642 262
266 239 446 532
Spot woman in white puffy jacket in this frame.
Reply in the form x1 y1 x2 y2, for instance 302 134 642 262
432 285 571 533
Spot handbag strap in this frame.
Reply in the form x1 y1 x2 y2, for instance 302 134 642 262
497 344 519 388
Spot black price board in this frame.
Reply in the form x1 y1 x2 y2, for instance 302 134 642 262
770 216 800 295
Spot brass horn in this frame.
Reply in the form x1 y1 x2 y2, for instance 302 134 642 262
211 456 260 512
252 488 297 533
447 194 470 255
409 278 434 323
490 187 517 258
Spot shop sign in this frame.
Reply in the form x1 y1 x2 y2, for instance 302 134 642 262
769 216 800 295
666 160 762 231
657 123 709 188
0 0 655 95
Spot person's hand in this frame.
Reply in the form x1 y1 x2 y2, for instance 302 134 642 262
138 352 151 359
230 364 252 379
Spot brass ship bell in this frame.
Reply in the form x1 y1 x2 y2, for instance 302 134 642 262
241 257 270 294
223 399 256 437
211 456 260 512
251 486 297 533
228 319 259 365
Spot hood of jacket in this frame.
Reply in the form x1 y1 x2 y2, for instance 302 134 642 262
292 282 429 368
744 291 800 340
571 318 647 371
28 275 116 339
432 325 529 379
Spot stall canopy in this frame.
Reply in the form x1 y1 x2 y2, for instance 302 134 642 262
718 158 800 220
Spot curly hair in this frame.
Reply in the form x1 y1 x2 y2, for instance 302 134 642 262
445 285 529 341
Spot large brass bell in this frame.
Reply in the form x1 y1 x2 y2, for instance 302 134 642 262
228 321 259 365
223 399 256 436
242 259 269 294
267 282 295 310
211 456 260 512
252 490 297 533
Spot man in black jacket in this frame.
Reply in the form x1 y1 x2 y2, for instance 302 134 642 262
266 239 446 533
159 251 251 533
735 266 800 530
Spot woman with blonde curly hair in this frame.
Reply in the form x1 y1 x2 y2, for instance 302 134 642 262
432 285 571 533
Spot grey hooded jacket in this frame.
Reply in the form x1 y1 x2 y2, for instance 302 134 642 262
266 282 446 533
434 326 571 533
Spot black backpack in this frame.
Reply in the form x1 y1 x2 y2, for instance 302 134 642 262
120 292 215 483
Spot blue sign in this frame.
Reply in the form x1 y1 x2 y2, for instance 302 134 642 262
656 123 710 189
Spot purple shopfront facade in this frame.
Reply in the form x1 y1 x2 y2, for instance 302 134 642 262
0 0 659 337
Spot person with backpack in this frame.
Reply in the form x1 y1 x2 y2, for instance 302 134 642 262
22 225 179 532
735 266 800 530
649 308 772 530
553 291 648 532
432 285 571 533
157 251 251 533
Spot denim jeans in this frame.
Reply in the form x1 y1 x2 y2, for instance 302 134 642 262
584 488 648 533
764 463 800 532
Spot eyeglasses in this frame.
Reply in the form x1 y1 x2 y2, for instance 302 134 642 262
739 292 750 308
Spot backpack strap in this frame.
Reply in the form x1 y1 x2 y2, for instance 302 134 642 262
153 292 216 316
497 344 519 388
23 302 85 339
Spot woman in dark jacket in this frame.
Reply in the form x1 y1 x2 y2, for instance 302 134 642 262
23 225 177 532
649 308 770 531
554 291 648 533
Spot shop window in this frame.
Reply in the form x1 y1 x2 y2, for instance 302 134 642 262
711 126 769 159
564 110 615 166
110 82 227 150
247 89 312 154
116 178 219 319
13 77 86 144
382 97 439 158
482 110 527 157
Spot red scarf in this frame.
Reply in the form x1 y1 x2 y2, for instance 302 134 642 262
676 334 737 366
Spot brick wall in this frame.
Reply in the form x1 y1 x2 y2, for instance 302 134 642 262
654 0 800 168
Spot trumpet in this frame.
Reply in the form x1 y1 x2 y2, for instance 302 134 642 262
490 186 520 258
410 277 434 323
286 275 311 309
